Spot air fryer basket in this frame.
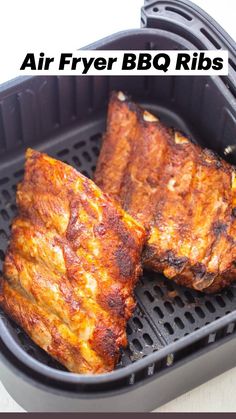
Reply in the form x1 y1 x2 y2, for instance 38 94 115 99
0 1 236 413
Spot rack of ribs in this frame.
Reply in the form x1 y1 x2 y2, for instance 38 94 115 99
95 92 236 293
0 149 146 374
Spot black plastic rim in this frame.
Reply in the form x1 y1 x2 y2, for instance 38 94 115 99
1 311 236 386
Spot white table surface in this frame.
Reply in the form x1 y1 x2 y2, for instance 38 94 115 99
0 0 236 412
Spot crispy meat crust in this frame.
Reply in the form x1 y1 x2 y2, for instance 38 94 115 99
94 92 236 293
0 149 146 374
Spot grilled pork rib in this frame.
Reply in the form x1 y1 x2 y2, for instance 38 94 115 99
0 149 146 374
95 92 236 293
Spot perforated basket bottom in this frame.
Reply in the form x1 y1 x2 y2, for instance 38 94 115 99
0 107 236 372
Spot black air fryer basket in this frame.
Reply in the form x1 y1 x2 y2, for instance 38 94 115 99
0 0 236 412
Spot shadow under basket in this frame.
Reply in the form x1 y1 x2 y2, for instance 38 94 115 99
0 0 236 412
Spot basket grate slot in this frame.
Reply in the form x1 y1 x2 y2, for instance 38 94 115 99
174 317 185 330
184 311 195 324
164 301 174 314
57 148 69 158
220 77 236 100
1 209 10 221
205 301 216 313
74 140 86 150
72 156 82 168
164 323 174 335
0 229 8 241
0 177 9 186
229 58 236 73
14 169 24 178
165 6 192 21
200 28 221 49
2 190 11 203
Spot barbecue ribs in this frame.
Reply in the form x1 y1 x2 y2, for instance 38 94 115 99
95 91 236 293
0 149 146 374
